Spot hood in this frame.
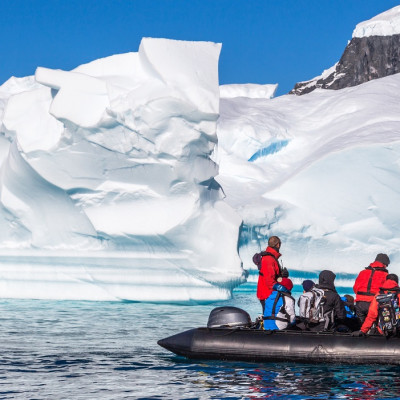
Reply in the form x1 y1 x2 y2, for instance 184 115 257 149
279 277 293 292
369 261 388 270
381 279 399 291
265 246 281 259
318 270 336 290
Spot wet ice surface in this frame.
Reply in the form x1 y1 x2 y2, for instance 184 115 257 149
0 285 399 399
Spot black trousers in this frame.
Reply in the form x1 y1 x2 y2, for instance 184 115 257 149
259 299 265 314
355 300 371 324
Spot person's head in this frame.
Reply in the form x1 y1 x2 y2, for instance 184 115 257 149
302 279 315 293
386 273 398 284
280 277 293 292
268 236 281 251
318 270 336 289
343 294 354 304
375 253 390 267
382 275 399 291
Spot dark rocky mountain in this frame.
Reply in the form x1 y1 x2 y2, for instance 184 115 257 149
290 34 400 95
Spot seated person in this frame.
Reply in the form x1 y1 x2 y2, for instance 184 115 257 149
337 294 361 332
263 277 295 330
301 270 346 331
353 274 400 336
298 279 315 316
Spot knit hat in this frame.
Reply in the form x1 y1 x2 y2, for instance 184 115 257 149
302 279 315 292
375 253 390 266
280 277 293 292
386 273 399 284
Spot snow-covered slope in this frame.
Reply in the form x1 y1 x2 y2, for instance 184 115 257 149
0 38 245 302
216 74 400 275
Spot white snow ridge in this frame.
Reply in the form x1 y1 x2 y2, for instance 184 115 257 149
353 5 400 38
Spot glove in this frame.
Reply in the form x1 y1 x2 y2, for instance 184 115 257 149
351 330 365 337
281 267 289 278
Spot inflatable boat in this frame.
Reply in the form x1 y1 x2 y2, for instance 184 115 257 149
158 306 400 365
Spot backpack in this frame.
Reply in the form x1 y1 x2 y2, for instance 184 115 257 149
376 292 400 336
298 287 326 323
252 251 271 271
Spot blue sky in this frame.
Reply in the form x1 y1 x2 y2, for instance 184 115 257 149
1 1 399 96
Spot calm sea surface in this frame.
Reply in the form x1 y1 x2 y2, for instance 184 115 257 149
1 280 400 399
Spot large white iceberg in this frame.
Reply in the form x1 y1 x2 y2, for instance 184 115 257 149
216 74 400 276
0 38 245 301
2 27 400 301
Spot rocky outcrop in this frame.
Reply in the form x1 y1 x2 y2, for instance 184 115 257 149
290 34 400 95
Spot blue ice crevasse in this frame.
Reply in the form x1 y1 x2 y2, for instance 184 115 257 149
248 139 289 162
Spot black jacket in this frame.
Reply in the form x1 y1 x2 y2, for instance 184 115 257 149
316 270 346 320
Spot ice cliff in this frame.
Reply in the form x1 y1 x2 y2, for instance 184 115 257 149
0 38 245 301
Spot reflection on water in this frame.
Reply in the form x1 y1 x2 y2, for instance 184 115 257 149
0 283 398 399
154 357 400 400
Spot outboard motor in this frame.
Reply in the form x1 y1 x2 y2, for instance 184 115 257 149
207 306 252 328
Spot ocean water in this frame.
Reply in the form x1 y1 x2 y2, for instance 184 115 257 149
1 281 400 399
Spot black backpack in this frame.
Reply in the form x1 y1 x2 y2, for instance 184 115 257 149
376 292 400 336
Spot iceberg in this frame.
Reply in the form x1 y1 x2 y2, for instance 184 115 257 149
0 38 245 302
2 33 400 302
216 74 400 276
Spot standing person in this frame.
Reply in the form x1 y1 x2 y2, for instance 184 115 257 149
256 236 284 313
307 270 346 331
352 274 400 336
353 253 390 323
263 277 296 330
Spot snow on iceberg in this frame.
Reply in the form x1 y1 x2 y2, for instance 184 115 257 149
220 83 277 99
0 38 245 302
215 74 400 276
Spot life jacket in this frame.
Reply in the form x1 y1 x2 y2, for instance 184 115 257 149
341 296 357 319
356 265 387 298
298 287 334 330
376 291 400 336
263 285 294 325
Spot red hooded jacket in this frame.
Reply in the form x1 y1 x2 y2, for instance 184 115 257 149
360 279 400 334
353 261 388 303
256 246 281 300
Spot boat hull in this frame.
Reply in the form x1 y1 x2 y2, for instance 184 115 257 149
158 328 400 364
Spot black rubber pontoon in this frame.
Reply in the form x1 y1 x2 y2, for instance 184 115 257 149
157 307 400 365
158 328 400 364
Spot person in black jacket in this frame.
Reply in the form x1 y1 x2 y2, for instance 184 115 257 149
307 270 346 331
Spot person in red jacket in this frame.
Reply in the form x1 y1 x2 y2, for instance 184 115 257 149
353 274 400 336
257 236 283 313
353 253 390 323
